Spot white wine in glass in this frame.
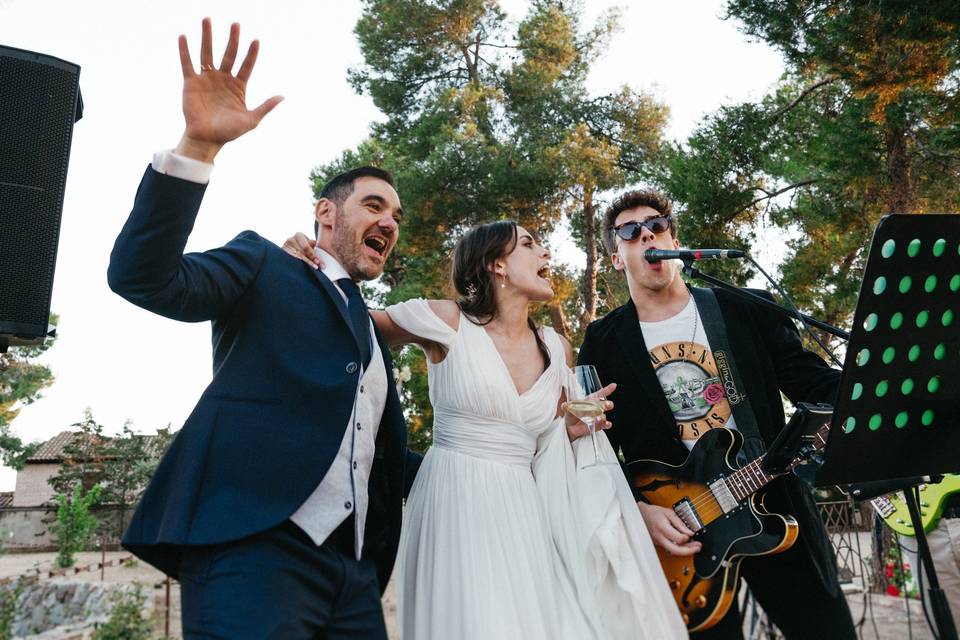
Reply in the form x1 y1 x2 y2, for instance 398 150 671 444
566 365 613 467
565 400 605 423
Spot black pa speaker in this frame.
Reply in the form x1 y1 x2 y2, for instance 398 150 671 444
0 45 82 350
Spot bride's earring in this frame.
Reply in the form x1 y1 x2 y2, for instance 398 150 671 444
500 273 506 289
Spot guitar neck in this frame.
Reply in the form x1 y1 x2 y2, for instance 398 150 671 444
724 424 829 502
725 459 779 501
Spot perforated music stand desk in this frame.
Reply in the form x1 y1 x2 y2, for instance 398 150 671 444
817 214 959 639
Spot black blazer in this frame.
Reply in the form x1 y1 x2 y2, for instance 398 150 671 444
578 287 842 593
108 167 419 589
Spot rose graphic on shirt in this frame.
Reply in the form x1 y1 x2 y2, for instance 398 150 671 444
702 383 725 405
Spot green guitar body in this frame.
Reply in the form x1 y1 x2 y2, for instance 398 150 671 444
878 474 960 536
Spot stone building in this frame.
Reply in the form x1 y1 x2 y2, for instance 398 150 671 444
12 431 77 507
1 430 134 550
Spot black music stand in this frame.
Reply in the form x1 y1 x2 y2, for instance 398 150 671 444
816 214 960 640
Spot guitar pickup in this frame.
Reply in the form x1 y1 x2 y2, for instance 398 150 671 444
673 497 705 533
709 478 738 513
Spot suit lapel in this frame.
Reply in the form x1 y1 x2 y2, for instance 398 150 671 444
612 302 678 437
308 266 364 354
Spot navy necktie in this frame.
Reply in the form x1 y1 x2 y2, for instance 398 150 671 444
337 278 372 369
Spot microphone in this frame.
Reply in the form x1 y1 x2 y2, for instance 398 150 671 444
645 248 747 263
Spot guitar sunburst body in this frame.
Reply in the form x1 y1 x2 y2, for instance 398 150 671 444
629 428 800 632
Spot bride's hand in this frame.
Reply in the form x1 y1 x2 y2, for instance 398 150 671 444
560 382 616 441
282 232 323 269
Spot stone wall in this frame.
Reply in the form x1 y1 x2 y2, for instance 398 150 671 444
0 507 125 551
0 507 53 550
4 578 152 638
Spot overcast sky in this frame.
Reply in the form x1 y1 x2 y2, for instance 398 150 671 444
0 0 784 491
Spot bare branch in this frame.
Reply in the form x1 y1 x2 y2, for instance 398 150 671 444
479 41 519 50
729 178 820 221
769 76 839 121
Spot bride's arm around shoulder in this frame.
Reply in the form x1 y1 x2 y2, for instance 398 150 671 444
371 299 460 362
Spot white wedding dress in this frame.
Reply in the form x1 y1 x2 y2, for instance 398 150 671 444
387 299 687 640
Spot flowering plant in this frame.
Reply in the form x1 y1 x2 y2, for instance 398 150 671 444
393 365 412 390
882 544 918 598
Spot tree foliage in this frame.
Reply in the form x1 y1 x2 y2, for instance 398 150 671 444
49 483 101 568
0 316 57 470
315 1 668 448
653 1 960 343
49 410 175 539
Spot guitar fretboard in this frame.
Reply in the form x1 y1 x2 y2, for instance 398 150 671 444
725 459 776 501
723 423 829 503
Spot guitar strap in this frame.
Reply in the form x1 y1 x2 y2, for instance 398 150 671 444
690 287 766 460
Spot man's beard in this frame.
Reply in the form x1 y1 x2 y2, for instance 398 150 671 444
331 217 381 281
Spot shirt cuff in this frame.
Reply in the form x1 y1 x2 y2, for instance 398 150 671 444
151 149 214 184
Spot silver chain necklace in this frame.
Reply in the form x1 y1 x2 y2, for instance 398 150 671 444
688 295 699 350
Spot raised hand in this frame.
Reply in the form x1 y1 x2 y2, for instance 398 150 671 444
175 19 284 162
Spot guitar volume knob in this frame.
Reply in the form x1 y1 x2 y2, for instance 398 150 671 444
695 595 708 608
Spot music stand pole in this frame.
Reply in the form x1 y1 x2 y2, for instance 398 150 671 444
903 487 958 640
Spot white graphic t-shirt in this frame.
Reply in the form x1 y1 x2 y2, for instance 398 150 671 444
639 295 738 450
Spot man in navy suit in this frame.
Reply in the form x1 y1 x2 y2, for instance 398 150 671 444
108 19 417 638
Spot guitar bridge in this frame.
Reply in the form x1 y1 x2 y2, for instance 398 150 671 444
673 497 704 533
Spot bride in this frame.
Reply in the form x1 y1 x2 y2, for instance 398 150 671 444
285 222 686 639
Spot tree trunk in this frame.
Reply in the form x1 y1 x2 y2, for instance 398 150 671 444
549 304 571 341
581 187 598 326
885 124 914 213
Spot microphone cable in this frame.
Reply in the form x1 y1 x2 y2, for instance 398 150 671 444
744 254 845 368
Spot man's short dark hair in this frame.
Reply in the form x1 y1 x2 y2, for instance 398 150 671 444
601 188 676 254
314 166 396 236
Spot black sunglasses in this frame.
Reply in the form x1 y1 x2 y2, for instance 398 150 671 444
613 215 672 241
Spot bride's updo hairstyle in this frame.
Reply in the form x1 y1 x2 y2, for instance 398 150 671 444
452 220 550 366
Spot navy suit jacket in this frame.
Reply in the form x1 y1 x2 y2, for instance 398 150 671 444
578 288 843 595
108 167 418 589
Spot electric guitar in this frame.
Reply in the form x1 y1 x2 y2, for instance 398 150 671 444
870 474 960 536
627 423 829 632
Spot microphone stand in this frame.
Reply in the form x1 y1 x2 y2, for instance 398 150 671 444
680 260 850 340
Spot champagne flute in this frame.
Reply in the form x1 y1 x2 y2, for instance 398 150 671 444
565 365 613 467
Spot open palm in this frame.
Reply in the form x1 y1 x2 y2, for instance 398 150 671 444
177 19 282 157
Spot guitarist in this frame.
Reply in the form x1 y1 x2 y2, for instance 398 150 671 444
577 188 856 639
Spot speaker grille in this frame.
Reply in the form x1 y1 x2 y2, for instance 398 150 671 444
0 47 80 339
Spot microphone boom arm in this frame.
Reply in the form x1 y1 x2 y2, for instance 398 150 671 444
680 260 850 341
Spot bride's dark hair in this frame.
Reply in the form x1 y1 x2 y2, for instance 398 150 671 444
451 220 550 367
